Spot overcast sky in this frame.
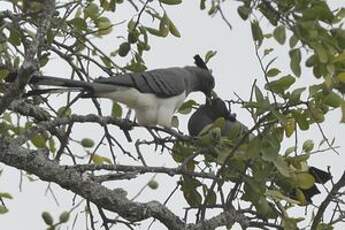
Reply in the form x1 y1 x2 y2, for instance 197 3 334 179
1 1 345 229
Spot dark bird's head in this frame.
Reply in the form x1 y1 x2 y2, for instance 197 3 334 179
188 97 236 136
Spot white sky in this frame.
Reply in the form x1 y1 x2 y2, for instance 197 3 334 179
0 1 345 229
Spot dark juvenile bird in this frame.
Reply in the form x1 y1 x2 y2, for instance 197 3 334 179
188 97 246 137
8 57 215 128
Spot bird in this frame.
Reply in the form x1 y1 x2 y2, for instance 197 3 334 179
7 56 215 128
188 97 247 137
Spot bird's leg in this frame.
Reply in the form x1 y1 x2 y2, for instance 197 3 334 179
125 109 132 120
120 108 133 142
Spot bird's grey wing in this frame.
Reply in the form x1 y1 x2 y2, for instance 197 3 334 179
141 68 186 97
95 68 186 98
94 74 137 88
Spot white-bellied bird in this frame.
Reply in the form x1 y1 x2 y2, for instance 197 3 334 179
11 58 215 128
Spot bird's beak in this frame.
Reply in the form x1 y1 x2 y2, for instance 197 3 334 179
211 90 218 98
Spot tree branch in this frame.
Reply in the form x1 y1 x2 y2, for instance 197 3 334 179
0 137 250 230
311 170 345 229
0 0 56 115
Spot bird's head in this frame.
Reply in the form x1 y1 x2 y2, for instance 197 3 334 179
198 68 215 98
192 54 215 98
207 97 237 121
184 66 215 97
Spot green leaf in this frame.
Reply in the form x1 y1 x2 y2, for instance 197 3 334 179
159 12 170 37
148 180 159 190
324 92 343 108
317 223 334 230
8 28 21 46
302 1 334 23
274 156 291 177
178 100 197 114
290 87 306 103
111 102 122 118
273 25 286 45
264 48 273 56
265 190 300 205
205 189 217 205
0 193 13 200
168 19 180 38
57 106 72 117
100 0 116 11
237 5 251 20
309 105 325 123
285 146 295 156
31 134 47 148
251 20 263 46
42 211 54 225
204 50 217 64
183 188 202 206
39 53 50 67
289 35 299 48
84 3 99 19
303 140 314 153
266 68 281 77
172 142 194 162
254 85 264 103
159 0 182 5
128 30 139 43
283 118 295 137
0 205 8 214
59 211 70 223
266 75 296 94
48 138 56 153
283 217 304 230
69 17 88 32
145 26 164 37
293 110 309 130
181 177 202 206
81 138 94 148
171 115 179 128
336 72 345 83
315 43 328 64
341 103 345 123
118 42 130 57
0 69 10 80
289 49 301 77
295 172 315 189
95 17 113 35
200 0 206 10
91 154 112 165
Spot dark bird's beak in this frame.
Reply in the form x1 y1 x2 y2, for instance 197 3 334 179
205 90 217 105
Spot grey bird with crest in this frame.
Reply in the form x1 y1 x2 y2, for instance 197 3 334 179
11 55 215 128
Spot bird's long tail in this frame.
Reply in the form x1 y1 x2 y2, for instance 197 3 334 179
5 74 117 98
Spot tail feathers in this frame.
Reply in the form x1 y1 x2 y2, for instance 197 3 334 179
7 74 122 98
24 87 84 97
30 76 94 90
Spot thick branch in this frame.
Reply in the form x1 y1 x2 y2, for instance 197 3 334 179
69 164 218 180
0 138 185 229
0 137 249 229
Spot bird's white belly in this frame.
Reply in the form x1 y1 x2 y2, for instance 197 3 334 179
101 87 186 127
